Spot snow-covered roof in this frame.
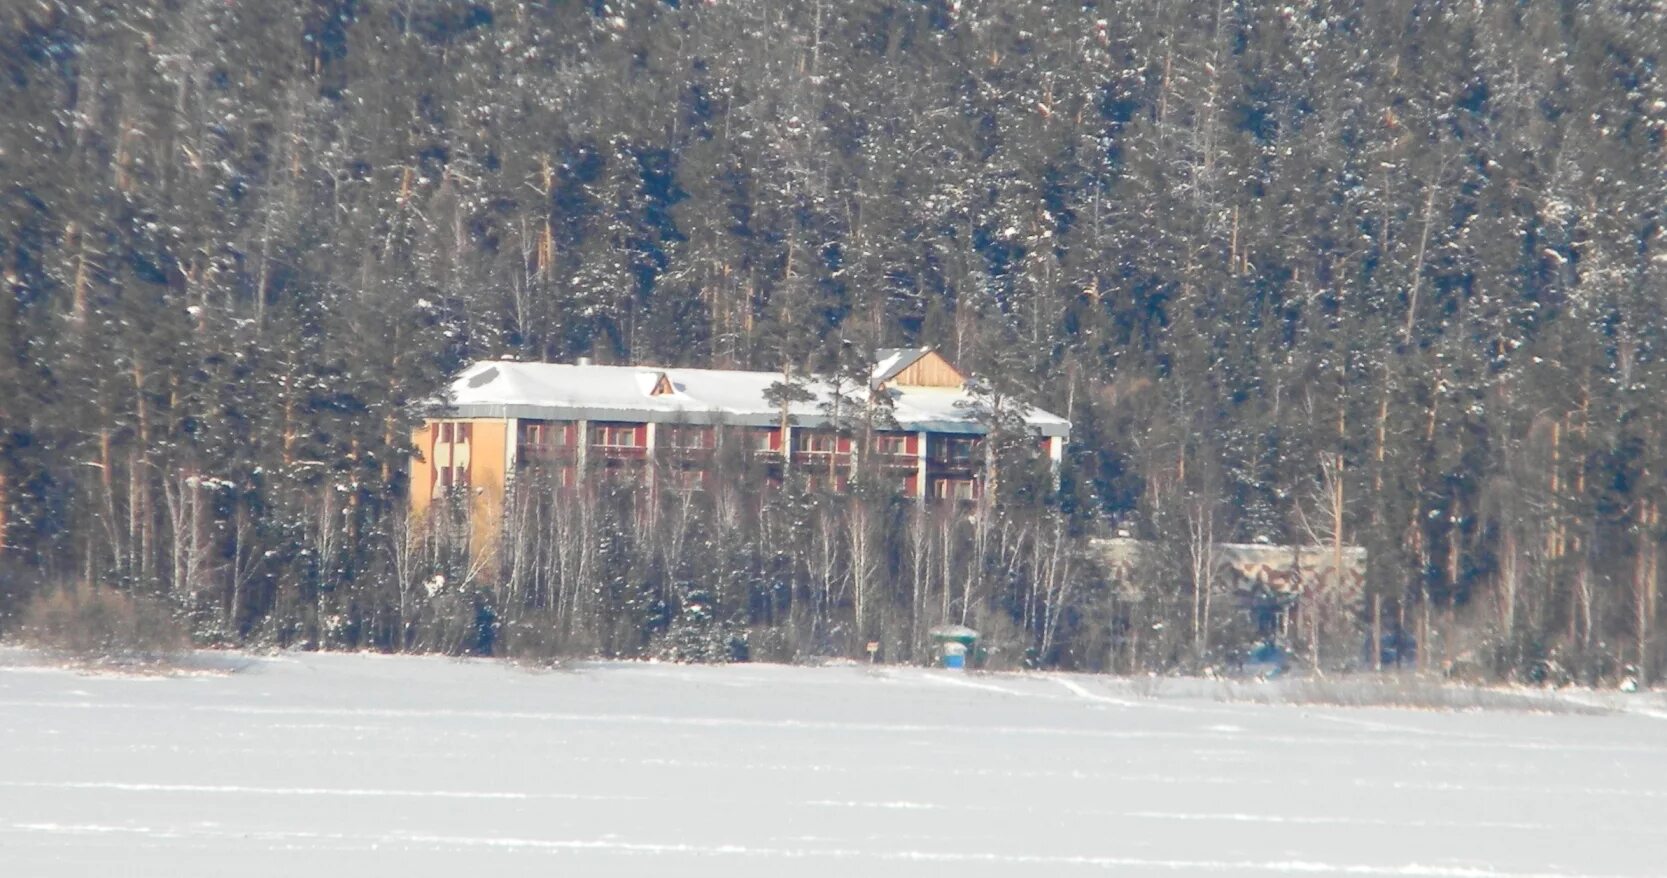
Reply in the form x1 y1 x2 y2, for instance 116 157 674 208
436 360 1070 438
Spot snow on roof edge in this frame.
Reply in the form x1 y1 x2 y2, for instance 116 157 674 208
432 359 1071 437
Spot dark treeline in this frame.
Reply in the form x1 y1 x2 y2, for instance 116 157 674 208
2 0 1666 681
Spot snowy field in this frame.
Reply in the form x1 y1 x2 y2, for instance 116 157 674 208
2 651 1665 877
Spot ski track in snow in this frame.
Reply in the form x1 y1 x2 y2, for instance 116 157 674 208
0 821 1629 877
0 697 1650 753
901 667 1039 696
0 779 648 803
9 779 1665 836
2 651 1664 876
1052 674 1146 707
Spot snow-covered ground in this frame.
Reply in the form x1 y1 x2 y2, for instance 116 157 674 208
1 651 1664 877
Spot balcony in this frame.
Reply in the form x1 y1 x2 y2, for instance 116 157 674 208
926 453 979 473
518 442 578 463
592 443 648 461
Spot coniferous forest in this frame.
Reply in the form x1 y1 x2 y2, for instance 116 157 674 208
3 1 1667 683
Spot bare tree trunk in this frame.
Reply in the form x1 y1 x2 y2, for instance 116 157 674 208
1302 451 1347 676
128 450 145 582
132 361 153 585
907 506 930 660
69 221 91 326
1636 499 1657 686
99 427 123 576
1187 495 1216 666
230 502 257 640
1575 556 1593 655
1500 527 1520 664
1574 389 1593 658
1308 578 1322 673
162 466 206 608
1408 511 1429 673
940 513 956 625
1402 169 1443 346
1420 583 1432 675
1330 455 1344 676
1372 592 1383 672
848 500 874 643
1039 522 1072 661
1651 503 1661 685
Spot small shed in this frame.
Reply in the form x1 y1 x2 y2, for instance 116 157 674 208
929 625 979 669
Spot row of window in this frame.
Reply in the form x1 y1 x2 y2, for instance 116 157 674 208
436 422 472 443
443 421 986 469
432 422 472 493
519 422 645 450
468 462 977 501
430 419 984 503
508 420 981 459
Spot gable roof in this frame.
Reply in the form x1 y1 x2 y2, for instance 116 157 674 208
436 359 1070 438
871 348 931 386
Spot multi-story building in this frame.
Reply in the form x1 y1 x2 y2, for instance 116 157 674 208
409 348 1069 527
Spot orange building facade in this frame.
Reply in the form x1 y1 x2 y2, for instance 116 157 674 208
409 350 1069 541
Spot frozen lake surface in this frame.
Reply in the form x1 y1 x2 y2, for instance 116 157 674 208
1 650 1664 877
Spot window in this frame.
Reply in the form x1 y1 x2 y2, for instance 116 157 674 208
592 424 639 447
519 421 570 456
797 431 838 453
749 429 777 451
939 436 979 463
431 421 472 497
874 434 909 456
671 427 710 450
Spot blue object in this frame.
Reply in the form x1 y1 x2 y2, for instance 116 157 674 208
943 653 965 669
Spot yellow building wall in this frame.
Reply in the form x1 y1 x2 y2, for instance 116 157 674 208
409 425 436 518
409 418 512 559
466 419 510 555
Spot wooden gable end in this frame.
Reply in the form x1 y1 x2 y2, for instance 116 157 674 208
889 350 965 387
649 371 675 396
